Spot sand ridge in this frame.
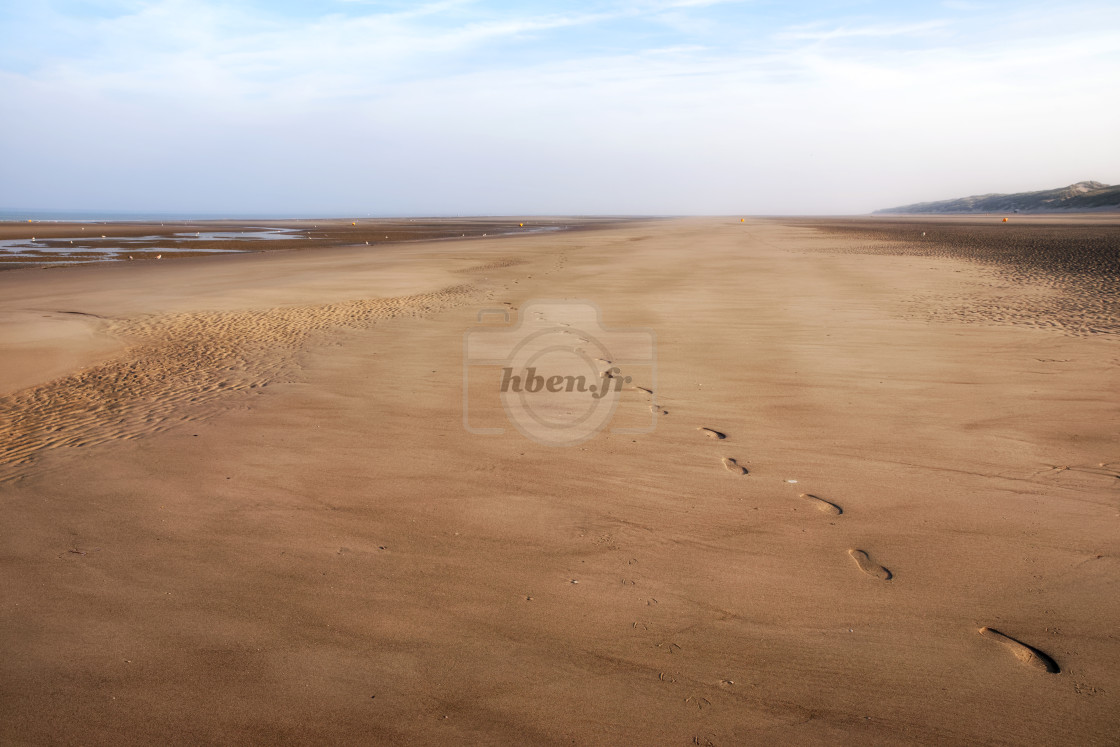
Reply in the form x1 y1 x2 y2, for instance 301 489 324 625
0 284 482 482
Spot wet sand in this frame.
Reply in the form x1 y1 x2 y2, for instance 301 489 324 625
1 217 1118 743
786 215 1120 336
0 218 620 268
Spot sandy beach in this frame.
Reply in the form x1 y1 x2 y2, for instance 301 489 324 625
1 217 1118 744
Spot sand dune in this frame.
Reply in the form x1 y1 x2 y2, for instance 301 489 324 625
1 218 1117 744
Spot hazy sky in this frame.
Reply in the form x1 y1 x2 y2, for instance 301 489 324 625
2 0 1119 215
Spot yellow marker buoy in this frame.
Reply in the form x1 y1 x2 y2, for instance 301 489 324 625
1002 217 1008 222
352 222 356 225
740 218 744 222
519 223 524 227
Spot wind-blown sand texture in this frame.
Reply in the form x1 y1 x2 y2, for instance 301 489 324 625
1 217 1118 744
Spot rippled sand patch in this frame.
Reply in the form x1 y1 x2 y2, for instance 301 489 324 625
791 220 1120 336
0 284 478 481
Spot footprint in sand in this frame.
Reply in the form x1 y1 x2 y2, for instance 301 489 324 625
649 405 668 415
697 427 726 440
800 493 842 515
848 549 891 580
722 457 747 475
978 627 1059 673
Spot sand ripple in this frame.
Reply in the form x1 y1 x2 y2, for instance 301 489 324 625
794 221 1120 336
0 284 477 481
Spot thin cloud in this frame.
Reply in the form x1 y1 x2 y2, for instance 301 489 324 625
1 0 1117 214
775 20 952 42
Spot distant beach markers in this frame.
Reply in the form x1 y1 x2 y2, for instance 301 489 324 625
1002 217 1008 222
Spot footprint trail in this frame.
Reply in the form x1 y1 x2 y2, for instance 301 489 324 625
721 457 748 475
848 548 891 581
800 493 842 515
978 627 1059 673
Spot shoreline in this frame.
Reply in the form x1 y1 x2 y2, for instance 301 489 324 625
0 217 639 271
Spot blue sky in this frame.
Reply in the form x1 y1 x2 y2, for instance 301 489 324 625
2 0 1118 215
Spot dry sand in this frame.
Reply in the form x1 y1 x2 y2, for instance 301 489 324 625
1 217 1118 744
